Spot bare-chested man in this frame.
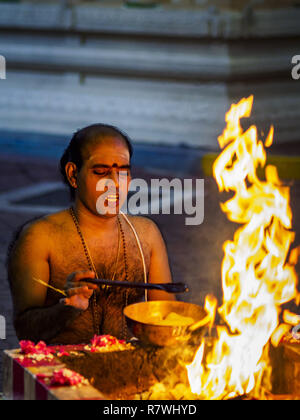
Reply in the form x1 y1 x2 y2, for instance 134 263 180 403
7 124 174 345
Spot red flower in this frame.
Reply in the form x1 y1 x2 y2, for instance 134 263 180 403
19 340 55 356
91 335 116 347
36 369 85 387
56 350 70 357
90 334 125 349
36 373 48 381
50 369 85 386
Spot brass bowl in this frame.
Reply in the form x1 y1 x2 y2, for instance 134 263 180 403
124 300 210 347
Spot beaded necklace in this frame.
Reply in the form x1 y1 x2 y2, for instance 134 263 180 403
69 207 129 339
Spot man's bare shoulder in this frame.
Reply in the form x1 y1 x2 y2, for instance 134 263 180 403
124 215 164 244
14 209 71 244
125 215 157 229
7 210 72 267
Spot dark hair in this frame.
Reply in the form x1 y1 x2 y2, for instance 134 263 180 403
59 124 133 199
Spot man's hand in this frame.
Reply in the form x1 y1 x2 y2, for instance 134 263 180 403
61 270 98 311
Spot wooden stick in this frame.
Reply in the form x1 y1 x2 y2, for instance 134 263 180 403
32 277 67 297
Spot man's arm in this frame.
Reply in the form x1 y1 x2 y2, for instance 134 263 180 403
145 219 175 301
7 220 96 343
14 303 82 343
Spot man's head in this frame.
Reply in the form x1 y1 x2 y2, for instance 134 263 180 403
60 124 133 215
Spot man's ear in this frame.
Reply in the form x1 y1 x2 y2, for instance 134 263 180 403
65 162 78 189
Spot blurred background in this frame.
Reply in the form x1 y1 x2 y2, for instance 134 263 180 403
0 0 300 387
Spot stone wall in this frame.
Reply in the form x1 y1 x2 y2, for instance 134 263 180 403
1 1 300 37
0 1 299 148
21 0 299 9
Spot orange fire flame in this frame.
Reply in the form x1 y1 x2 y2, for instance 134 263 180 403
186 96 299 399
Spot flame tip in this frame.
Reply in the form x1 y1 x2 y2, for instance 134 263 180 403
188 95 298 400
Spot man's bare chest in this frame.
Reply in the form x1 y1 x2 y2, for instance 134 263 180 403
48 227 151 289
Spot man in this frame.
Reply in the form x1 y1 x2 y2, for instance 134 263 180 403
7 124 174 344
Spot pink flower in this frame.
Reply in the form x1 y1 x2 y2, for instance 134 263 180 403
36 369 85 387
56 350 70 357
90 334 120 348
50 369 85 386
19 340 54 356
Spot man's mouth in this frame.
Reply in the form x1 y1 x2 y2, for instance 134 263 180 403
105 194 120 207
107 194 119 201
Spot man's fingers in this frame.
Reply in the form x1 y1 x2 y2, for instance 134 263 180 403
66 281 98 291
67 270 96 283
66 286 94 297
60 296 89 311
65 271 97 291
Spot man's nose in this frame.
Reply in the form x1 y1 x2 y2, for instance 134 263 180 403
108 168 120 188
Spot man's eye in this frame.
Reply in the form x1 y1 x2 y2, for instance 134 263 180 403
93 170 107 176
92 168 130 176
